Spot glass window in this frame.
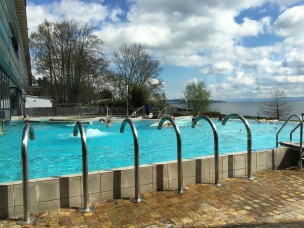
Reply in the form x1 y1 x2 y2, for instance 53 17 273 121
0 69 10 110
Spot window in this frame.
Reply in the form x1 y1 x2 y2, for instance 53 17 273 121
0 69 10 110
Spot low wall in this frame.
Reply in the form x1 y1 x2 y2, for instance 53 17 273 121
0 147 297 219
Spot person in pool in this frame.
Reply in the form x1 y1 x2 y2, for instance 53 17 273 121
106 118 112 127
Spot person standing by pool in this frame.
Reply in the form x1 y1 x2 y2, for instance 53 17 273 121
145 103 151 118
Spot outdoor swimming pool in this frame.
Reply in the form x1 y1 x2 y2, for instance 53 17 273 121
0 117 300 183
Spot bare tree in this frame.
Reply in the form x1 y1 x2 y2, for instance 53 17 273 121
30 20 107 103
263 89 293 119
112 43 163 99
81 59 110 105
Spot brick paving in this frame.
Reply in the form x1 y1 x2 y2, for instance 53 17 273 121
2 169 304 227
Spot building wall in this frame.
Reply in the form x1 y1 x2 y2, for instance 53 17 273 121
0 0 30 117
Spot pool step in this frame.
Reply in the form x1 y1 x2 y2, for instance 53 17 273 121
279 141 304 151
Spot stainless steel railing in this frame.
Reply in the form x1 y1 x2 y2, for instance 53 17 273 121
276 114 303 147
17 123 36 225
120 118 144 202
222 114 254 180
290 122 302 142
276 114 303 169
0 119 3 134
158 116 186 193
73 121 95 212
192 115 221 186
129 106 144 118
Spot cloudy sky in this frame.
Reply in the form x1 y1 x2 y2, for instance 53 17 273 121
26 0 304 101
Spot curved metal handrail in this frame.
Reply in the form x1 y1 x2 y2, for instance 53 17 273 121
120 118 144 202
0 119 3 134
290 122 302 141
129 106 145 118
222 114 254 180
73 121 94 212
158 116 185 193
192 115 221 186
17 123 36 225
157 106 172 119
276 114 303 147
275 114 303 170
105 105 112 117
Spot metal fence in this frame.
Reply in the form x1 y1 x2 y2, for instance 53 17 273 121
24 106 177 117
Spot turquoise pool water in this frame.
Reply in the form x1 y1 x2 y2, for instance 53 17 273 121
0 117 300 183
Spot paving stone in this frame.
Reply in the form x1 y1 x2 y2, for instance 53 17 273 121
3 170 304 227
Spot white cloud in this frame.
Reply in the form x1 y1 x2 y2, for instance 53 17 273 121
26 0 304 100
275 75 304 83
27 0 111 33
228 71 256 86
147 78 160 85
274 5 304 37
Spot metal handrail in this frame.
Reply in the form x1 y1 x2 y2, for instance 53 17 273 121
158 116 186 193
157 106 172 119
120 118 144 202
275 114 303 169
0 119 3 134
73 121 95 212
276 114 303 147
129 106 144 118
192 115 221 186
290 122 301 141
222 114 254 180
17 123 36 225
105 105 112 117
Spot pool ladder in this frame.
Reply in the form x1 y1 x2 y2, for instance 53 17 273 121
73 122 95 212
16 113 256 220
276 114 303 169
17 123 36 225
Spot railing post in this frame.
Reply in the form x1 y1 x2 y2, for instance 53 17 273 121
222 114 255 180
0 119 3 134
73 121 95 212
120 118 144 202
158 116 186 194
17 123 36 225
276 114 303 170
192 115 221 186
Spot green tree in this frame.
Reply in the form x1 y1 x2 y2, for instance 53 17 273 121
183 81 211 115
263 89 293 119
129 85 148 108
30 20 108 103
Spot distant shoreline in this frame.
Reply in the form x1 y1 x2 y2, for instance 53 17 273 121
167 100 304 119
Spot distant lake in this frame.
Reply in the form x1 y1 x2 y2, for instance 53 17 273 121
168 100 304 118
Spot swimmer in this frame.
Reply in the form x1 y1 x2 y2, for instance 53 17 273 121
164 120 171 127
99 118 105 123
106 118 112 127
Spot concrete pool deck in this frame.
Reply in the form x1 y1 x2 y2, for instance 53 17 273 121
1 169 304 227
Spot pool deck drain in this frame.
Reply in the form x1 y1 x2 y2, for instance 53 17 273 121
1 169 304 227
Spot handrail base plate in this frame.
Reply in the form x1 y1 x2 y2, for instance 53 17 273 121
16 215 37 225
245 176 255 181
130 196 144 203
78 206 95 213
174 188 187 194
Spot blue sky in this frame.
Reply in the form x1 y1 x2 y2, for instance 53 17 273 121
26 0 304 101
